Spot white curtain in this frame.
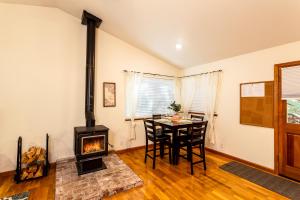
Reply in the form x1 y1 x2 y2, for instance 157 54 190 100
203 72 222 144
174 78 182 104
181 71 222 144
125 71 143 140
181 77 196 116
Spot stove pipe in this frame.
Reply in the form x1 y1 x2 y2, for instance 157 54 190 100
81 10 102 127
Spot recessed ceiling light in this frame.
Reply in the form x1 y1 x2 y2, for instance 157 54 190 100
175 43 182 50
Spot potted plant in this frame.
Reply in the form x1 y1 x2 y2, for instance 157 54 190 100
168 101 182 122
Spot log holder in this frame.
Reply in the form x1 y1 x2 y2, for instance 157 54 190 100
14 134 49 183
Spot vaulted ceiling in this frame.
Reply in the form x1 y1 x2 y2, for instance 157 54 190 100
2 0 300 68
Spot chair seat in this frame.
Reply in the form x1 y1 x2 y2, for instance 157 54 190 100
179 136 204 146
187 138 204 144
147 133 171 141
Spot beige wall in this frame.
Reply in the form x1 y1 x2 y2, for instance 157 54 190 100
0 3 180 173
184 41 300 169
95 29 181 152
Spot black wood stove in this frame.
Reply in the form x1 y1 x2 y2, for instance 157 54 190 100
74 10 109 175
74 125 108 175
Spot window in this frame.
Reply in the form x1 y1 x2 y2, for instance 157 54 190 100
126 76 175 118
287 99 300 124
282 66 300 99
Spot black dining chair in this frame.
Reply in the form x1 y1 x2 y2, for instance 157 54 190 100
178 114 205 136
179 121 208 174
152 114 172 135
144 119 172 169
152 114 171 158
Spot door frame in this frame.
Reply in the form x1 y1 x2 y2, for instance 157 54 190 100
274 60 300 175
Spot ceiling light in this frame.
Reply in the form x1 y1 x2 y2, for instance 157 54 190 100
175 43 182 50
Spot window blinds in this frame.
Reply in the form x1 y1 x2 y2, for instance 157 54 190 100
282 66 300 99
134 77 175 117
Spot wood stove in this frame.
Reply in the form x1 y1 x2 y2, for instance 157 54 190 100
74 11 109 175
74 125 108 175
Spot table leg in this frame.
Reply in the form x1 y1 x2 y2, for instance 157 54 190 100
172 128 178 165
160 140 164 158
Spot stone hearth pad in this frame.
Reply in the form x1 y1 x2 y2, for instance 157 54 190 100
55 153 143 199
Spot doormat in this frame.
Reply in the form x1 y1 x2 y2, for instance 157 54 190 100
220 161 300 200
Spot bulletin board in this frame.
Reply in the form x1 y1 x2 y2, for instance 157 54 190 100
240 81 274 128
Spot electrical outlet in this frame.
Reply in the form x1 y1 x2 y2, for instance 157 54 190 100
220 143 224 150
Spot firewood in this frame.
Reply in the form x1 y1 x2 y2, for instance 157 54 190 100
21 153 28 164
22 146 46 165
27 146 37 158
37 154 45 163
34 165 43 178
26 156 36 165
20 169 28 180
36 147 41 156
27 172 34 179
28 165 38 173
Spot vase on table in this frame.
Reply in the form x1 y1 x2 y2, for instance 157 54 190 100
171 112 182 122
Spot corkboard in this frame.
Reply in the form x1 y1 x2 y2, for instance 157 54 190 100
240 81 274 128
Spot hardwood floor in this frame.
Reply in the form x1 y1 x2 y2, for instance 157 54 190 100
0 165 56 200
0 149 288 200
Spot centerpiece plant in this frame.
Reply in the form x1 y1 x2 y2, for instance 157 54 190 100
168 101 182 122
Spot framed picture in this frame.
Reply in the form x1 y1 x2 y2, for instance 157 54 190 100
103 82 116 107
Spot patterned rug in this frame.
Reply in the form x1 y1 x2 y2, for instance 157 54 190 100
0 192 29 200
55 153 143 200
220 161 300 200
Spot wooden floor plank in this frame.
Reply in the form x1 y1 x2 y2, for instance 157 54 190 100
0 149 288 200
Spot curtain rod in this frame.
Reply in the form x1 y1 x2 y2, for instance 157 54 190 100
123 69 222 79
179 69 222 78
123 70 176 78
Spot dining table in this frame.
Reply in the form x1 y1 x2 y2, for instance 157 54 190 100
153 118 203 165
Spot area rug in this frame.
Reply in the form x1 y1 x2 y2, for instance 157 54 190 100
0 192 29 200
220 161 300 200
55 153 143 200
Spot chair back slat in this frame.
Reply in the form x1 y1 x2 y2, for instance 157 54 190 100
152 114 162 119
144 119 157 139
189 121 208 143
145 124 154 129
191 114 204 121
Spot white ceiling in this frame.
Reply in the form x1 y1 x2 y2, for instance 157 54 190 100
2 0 300 68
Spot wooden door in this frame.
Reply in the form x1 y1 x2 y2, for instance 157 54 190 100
275 61 300 181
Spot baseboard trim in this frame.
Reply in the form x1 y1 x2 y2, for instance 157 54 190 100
0 146 271 176
0 162 56 177
0 169 15 177
205 147 275 174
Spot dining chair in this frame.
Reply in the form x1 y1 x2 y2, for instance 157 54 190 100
152 114 172 135
144 119 172 169
152 114 171 158
179 121 208 174
178 114 205 137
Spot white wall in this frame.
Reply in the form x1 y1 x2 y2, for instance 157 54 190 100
95 28 181 151
0 3 180 173
184 41 300 169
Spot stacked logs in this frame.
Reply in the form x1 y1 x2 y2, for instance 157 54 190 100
21 146 46 180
